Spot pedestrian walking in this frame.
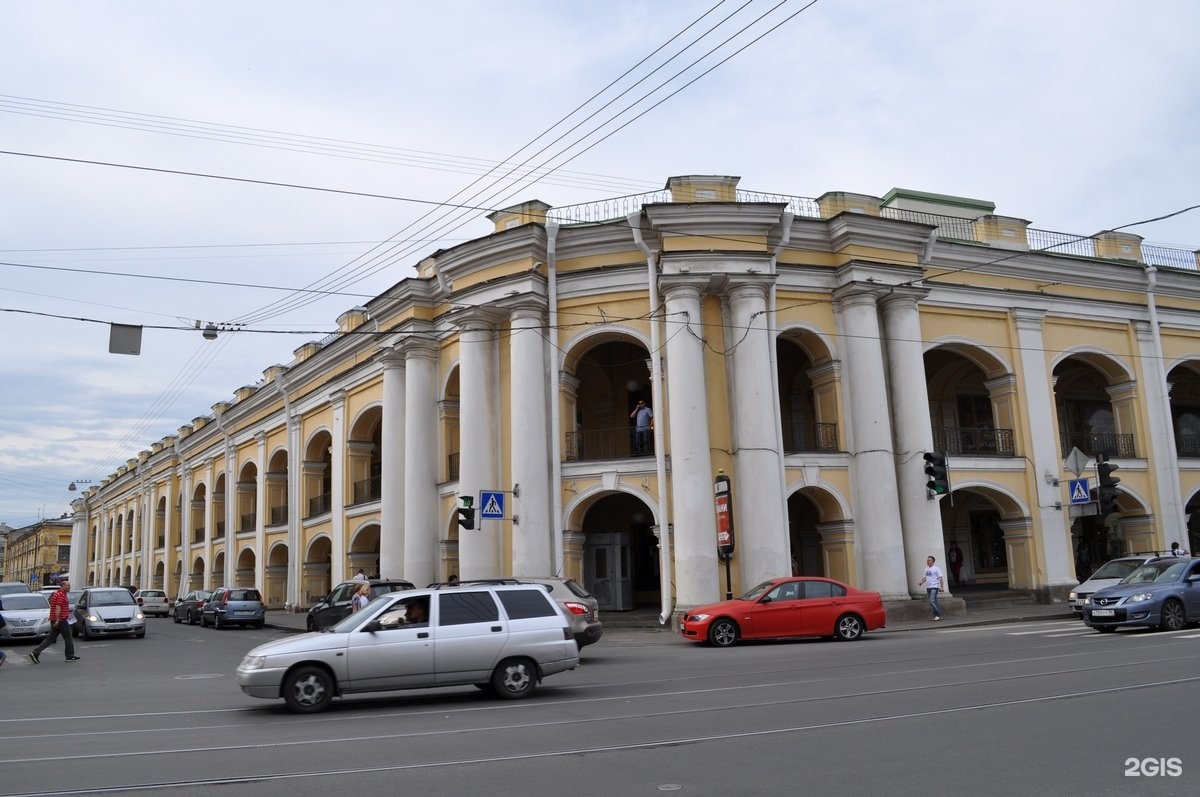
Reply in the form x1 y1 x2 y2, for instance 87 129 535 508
1170 541 1188 557
30 579 79 663
918 556 944 621
351 582 371 613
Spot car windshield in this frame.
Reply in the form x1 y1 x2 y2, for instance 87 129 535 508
1122 560 1188 584
738 580 778 601
91 590 136 606
326 596 398 633
1090 559 1144 580
227 589 261 601
1 594 49 611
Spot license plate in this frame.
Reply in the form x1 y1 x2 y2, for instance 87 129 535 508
1091 609 1115 617
236 611 254 616
107 624 129 630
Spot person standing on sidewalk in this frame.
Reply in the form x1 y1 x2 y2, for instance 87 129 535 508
918 556 944 621
30 580 79 664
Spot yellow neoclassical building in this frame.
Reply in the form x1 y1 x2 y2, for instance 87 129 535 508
70 176 1200 617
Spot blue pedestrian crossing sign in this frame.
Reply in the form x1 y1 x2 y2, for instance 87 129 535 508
1068 478 1090 505
479 491 506 519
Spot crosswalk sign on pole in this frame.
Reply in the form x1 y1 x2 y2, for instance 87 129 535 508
1068 478 1090 505
479 490 506 519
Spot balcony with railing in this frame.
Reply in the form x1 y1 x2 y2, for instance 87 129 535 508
447 452 460 481
566 427 648 461
240 512 256 533
306 493 332 519
192 527 204 544
782 422 839 454
931 427 1016 457
352 474 381 505
1175 433 1200 458
269 505 288 527
214 521 225 540
1059 432 1136 459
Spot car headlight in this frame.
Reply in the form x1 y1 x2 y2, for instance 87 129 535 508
85 613 100 622
135 612 145 620
239 655 266 670
1069 591 1078 600
689 613 711 622
1129 592 1155 603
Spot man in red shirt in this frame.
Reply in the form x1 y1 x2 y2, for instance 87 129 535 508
30 580 79 663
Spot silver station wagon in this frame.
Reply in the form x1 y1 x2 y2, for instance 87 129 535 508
237 584 580 713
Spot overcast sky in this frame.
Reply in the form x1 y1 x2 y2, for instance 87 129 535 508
2 0 1198 527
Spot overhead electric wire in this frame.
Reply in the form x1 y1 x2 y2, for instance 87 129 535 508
231 0 816 327
0 94 657 195
223 0 746 327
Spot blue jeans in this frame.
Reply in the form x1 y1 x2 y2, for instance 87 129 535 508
927 588 941 618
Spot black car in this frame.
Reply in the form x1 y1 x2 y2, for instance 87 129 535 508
172 590 213 625
306 579 415 631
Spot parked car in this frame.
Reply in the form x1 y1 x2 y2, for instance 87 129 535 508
306 579 415 631
73 587 146 639
680 576 887 647
133 589 171 617
238 583 580 713
0 582 32 596
173 590 212 625
1083 557 1200 632
514 576 603 649
0 592 51 641
1069 555 1167 615
201 587 265 629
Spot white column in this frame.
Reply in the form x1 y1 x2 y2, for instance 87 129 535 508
1012 309 1074 591
379 350 406 579
1135 320 1185 543
286 416 302 608
203 458 215 587
223 448 236 587
456 310 502 578
329 390 347 584
402 335 440 586
661 276 720 607
509 304 553 577
163 473 177 597
69 501 88 588
179 470 192 588
832 285 909 599
879 290 946 596
254 433 267 593
726 276 789 584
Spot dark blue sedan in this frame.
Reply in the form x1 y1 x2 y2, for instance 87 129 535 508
1083 557 1200 632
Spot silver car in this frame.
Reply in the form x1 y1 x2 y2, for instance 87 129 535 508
237 584 579 713
73 587 146 639
514 576 603 648
0 592 52 641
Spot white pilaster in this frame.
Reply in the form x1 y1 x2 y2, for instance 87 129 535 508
286 416 302 607
456 310 502 578
254 433 267 594
833 285 909 599
879 289 946 596
726 276 789 584
329 390 347 584
380 350 406 579
1135 320 1185 544
1012 309 1074 589
203 458 215 588
661 276 720 607
402 334 439 586
509 304 553 577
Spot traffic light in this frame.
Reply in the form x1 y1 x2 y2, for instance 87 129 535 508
456 496 476 530
923 451 950 496
1096 455 1120 516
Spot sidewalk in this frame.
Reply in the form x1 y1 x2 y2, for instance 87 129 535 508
263 601 1077 638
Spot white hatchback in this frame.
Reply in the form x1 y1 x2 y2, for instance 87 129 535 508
237 584 580 713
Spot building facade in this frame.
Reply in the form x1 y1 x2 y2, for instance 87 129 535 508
3 516 72 589
69 176 1200 616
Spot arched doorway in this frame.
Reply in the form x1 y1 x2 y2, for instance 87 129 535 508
579 492 658 611
304 536 332 605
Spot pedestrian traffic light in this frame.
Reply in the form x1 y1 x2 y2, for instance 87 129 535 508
923 452 950 496
1096 455 1120 516
456 496 476 530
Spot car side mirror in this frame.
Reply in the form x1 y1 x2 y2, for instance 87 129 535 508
364 620 382 632
760 596 772 604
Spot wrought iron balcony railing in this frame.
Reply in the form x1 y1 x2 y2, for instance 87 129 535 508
931 427 1016 457
269 505 288 527
352 474 381 505
447 452 460 481
782 422 839 454
1175 433 1200 458
306 493 332 519
566 427 652 461
240 512 256 533
1059 432 1136 459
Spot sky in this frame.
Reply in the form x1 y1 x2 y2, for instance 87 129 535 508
1 0 1198 528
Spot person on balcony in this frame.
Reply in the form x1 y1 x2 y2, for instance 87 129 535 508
630 400 653 456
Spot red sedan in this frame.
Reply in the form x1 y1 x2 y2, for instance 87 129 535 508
679 577 887 647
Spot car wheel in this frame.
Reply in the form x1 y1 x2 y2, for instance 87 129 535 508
834 614 865 641
135 630 145 639
214 613 225 630
283 666 334 713
173 611 182 624
490 657 537 700
80 624 92 641
306 617 317 632
253 621 264 630
201 612 210 628
707 618 739 648
1159 599 1186 632
189 610 199 625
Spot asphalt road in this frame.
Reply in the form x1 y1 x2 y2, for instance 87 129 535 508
1 616 1197 797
